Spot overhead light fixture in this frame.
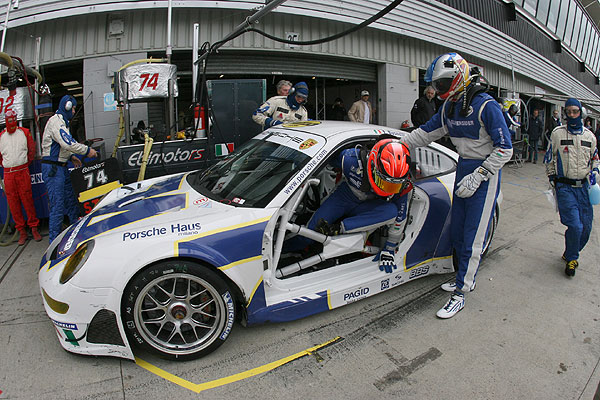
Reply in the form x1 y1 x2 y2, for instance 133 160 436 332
61 81 80 87
73 94 83 98
67 87 83 91
219 74 225 78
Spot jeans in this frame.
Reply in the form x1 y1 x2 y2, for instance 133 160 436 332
528 138 539 162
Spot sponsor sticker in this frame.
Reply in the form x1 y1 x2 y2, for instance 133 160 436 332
232 197 245 204
122 223 201 241
343 287 370 303
381 279 390 290
51 319 77 330
299 139 317 150
193 197 212 208
409 265 430 279
282 121 321 128
220 292 235 340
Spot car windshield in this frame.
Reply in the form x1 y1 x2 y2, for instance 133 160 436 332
188 138 311 208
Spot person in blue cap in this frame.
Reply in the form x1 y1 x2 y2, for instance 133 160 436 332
252 81 309 128
545 98 599 276
41 95 97 242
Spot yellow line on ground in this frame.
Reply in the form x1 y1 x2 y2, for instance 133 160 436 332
135 336 342 393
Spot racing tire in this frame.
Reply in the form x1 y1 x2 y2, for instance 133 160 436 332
481 205 499 257
121 260 236 360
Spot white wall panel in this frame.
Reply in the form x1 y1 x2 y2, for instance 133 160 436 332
2 0 599 103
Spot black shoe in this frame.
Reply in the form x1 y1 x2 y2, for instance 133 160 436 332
565 260 578 277
315 218 341 236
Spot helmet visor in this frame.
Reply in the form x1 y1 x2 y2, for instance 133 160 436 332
432 78 453 95
372 165 408 194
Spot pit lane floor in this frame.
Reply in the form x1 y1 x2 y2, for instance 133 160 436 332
1 161 599 400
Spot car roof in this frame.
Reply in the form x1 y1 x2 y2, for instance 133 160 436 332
270 121 405 141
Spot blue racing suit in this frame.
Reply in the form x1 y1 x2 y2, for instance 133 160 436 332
41 96 91 242
401 91 513 292
545 125 599 262
290 148 411 253
308 148 410 234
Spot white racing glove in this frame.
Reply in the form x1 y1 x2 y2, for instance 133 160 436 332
373 241 398 273
455 166 491 198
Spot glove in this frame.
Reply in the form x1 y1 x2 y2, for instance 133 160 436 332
373 241 398 273
548 174 557 188
455 166 490 198
590 170 598 186
265 117 283 128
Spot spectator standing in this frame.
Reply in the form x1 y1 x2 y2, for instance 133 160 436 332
545 98 599 277
348 90 375 124
252 82 309 128
400 52 512 319
0 109 42 245
527 109 543 163
41 95 98 242
330 98 347 121
410 86 437 127
276 80 292 96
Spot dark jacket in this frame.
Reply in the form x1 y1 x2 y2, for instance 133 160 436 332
410 96 437 127
546 116 561 133
528 115 543 141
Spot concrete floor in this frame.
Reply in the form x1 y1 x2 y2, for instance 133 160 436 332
0 160 599 400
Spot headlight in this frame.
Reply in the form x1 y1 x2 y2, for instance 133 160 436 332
60 240 94 284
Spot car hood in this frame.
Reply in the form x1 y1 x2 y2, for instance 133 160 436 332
53 173 232 259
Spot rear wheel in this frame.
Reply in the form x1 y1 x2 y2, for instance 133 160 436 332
481 205 499 257
122 261 236 360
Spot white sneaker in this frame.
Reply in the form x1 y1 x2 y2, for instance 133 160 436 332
436 292 465 319
441 281 476 292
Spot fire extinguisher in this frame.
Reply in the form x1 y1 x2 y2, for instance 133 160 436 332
194 105 206 138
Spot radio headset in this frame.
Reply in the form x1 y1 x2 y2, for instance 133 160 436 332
65 98 73 111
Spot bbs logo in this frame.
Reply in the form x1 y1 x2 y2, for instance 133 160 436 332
409 266 429 279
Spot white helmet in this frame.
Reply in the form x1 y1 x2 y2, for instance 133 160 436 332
425 53 471 100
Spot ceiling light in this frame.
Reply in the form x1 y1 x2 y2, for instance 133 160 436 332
67 87 82 91
61 81 80 87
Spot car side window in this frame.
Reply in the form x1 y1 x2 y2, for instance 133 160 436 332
411 146 456 180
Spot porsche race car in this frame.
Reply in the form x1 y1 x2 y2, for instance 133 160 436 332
38 121 499 361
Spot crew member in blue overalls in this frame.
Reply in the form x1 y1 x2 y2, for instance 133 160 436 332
503 103 520 140
41 95 97 242
293 138 413 273
544 98 599 277
400 53 513 319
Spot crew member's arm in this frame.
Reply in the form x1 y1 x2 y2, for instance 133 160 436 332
401 109 446 150
23 127 35 164
479 101 513 175
347 102 358 122
544 130 558 181
50 121 90 157
454 101 513 198
252 99 278 128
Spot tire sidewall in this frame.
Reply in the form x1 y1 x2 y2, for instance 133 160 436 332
121 260 236 360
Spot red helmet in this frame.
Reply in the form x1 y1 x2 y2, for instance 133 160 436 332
367 139 411 197
5 109 17 134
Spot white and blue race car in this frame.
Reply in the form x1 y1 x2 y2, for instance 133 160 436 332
38 121 498 361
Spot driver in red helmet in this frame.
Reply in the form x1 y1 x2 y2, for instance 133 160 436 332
305 137 413 273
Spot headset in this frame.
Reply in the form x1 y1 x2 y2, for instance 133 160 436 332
65 97 73 111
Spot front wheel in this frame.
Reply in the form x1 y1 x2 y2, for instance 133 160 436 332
121 261 236 360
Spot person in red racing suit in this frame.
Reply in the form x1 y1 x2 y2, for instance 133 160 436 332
0 109 42 244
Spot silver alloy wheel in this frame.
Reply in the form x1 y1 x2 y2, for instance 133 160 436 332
133 273 227 356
